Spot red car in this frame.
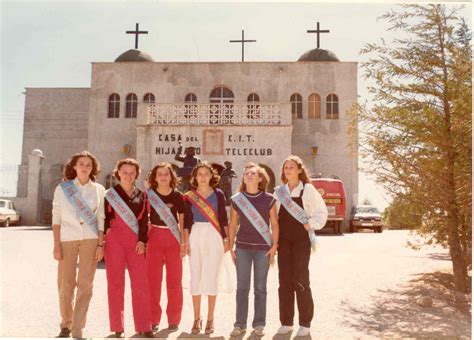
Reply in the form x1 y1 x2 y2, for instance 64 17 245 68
310 178 347 234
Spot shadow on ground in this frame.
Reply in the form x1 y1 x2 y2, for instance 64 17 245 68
339 271 471 338
9 226 51 231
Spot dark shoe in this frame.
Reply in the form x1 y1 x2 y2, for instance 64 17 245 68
205 320 214 334
111 332 124 338
191 318 202 334
141 331 155 338
151 324 159 333
57 328 71 338
168 324 178 332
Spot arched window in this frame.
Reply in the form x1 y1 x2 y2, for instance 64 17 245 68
126 93 138 118
290 93 303 119
209 86 234 124
308 93 321 119
108 93 120 118
326 94 339 119
143 93 155 103
105 174 118 189
247 93 260 119
184 93 197 118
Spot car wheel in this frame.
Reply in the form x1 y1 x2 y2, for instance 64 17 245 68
4 218 10 227
350 224 356 233
378 227 383 233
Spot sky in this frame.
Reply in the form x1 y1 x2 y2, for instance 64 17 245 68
0 1 471 209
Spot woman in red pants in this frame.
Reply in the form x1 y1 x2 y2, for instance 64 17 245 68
104 158 153 338
146 163 185 333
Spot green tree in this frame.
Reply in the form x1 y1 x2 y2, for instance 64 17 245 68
382 193 423 230
357 4 471 292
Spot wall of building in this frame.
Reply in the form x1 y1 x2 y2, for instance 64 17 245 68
21 88 90 222
89 61 357 184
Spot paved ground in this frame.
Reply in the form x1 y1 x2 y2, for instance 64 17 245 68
0 227 471 339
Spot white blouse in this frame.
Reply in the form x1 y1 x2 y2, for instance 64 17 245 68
52 178 105 242
274 181 328 230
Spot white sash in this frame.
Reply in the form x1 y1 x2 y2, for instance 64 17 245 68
105 188 139 235
231 192 272 246
147 189 181 244
60 181 98 232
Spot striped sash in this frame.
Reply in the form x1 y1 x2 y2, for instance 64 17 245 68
184 190 222 237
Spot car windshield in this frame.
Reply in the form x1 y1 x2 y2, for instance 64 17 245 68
357 207 379 214
0 201 5 208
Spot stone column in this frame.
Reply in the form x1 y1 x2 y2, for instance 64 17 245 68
25 149 44 225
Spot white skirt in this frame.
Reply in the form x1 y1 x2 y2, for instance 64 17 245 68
188 222 234 295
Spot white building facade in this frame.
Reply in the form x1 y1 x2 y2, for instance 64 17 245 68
17 47 358 227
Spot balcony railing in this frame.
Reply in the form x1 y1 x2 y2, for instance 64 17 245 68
146 103 284 126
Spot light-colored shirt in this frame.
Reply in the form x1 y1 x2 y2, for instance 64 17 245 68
52 178 105 242
274 180 328 230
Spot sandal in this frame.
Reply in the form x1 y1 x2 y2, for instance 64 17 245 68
205 319 214 334
191 318 202 334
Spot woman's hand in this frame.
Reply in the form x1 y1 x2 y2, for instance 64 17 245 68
223 239 230 253
265 245 278 265
95 246 104 262
303 223 311 231
53 244 62 261
230 249 237 265
136 241 145 255
180 244 187 258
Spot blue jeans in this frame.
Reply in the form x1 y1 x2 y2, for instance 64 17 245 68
234 248 270 329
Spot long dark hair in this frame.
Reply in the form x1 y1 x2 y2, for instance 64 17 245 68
147 163 179 190
190 162 220 189
63 151 100 181
280 155 311 184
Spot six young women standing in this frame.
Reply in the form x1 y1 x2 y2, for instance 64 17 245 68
52 153 327 338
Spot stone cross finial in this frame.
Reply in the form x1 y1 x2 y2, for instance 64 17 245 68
307 22 330 49
126 23 148 49
229 30 256 62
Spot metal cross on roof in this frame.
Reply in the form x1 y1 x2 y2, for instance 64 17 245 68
126 23 148 49
229 30 256 62
307 22 330 49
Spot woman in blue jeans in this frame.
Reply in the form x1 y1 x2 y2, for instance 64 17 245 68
228 163 279 337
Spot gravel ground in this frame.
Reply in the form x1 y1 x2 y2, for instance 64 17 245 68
0 227 470 339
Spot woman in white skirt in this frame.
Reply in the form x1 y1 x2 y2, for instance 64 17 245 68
183 162 229 335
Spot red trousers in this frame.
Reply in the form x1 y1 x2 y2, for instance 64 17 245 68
146 227 183 326
104 220 152 332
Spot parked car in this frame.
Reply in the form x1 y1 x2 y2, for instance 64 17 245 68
0 199 21 227
350 205 383 233
310 178 347 234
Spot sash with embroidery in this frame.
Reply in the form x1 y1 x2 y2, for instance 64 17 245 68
147 189 181 244
184 190 222 237
60 181 98 232
105 188 139 235
274 185 318 251
231 192 272 247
